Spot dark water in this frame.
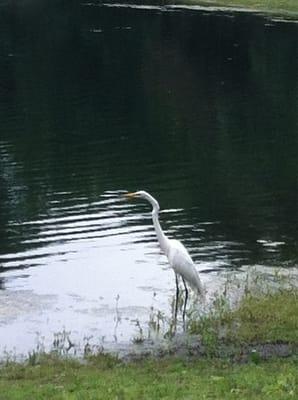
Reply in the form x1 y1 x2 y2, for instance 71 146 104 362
0 2 297 354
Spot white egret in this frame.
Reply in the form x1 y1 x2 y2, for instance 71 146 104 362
124 191 204 304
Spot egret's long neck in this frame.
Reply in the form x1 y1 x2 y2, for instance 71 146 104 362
145 194 169 254
152 209 169 254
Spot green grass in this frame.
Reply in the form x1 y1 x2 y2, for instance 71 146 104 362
170 0 298 15
190 288 298 348
0 354 297 399
228 289 298 343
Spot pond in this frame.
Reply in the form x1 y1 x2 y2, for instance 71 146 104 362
0 1 297 356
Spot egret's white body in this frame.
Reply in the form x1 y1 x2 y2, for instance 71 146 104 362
125 190 203 295
167 239 203 293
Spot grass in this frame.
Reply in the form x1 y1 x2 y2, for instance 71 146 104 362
227 289 298 343
167 0 298 15
189 288 298 350
0 354 297 399
104 0 298 15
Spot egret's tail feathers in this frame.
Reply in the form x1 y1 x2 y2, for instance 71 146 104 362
188 273 204 296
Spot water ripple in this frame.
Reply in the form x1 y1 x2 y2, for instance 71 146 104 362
0 189 255 276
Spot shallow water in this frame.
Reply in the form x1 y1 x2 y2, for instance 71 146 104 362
0 2 297 356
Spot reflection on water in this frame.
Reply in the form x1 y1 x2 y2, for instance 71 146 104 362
0 2 297 355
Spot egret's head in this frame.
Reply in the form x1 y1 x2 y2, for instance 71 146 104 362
124 190 160 211
124 191 147 199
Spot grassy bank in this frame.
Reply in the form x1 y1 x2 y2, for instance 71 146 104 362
1 355 297 399
1 273 297 399
173 0 298 14
189 288 298 353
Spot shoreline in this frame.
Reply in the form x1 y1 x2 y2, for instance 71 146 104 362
1 275 297 398
100 1 298 20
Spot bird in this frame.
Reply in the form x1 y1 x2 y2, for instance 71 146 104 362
124 191 204 309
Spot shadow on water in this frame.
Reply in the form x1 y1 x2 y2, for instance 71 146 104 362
0 1 297 355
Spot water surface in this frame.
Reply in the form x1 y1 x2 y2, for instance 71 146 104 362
0 2 297 355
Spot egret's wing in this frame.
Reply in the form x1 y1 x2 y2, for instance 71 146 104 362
168 240 203 293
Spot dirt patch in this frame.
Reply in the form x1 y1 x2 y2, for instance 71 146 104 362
122 333 297 362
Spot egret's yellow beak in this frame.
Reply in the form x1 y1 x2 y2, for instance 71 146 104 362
124 192 137 199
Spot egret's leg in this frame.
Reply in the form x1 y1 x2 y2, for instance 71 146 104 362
182 277 189 301
182 277 188 329
174 273 179 323
175 273 179 299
